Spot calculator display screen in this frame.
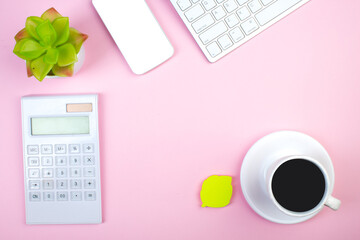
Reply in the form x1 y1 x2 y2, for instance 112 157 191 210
31 117 89 135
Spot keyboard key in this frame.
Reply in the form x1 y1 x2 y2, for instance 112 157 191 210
218 34 233 49
56 168 68 178
41 156 53 166
55 156 67 166
206 42 222 57
260 0 272 5
241 17 259 35
171 0 309 62
71 191 82 201
212 6 226 20
229 27 245 42
54 144 66 154
29 192 41 201
85 191 96 201
225 14 239 28
69 144 80 154
41 144 53 154
42 180 54 190
43 192 54 201
84 179 96 189
84 167 96 177
70 168 81 177
28 157 39 167
29 180 40 190
42 168 54 178
28 168 40 178
248 0 262 13
236 0 248 5
185 5 205 22
224 0 238 13
27 145 39 155
192 14 215 33
177 0 192 11
70 156 81 166
57 180 68 189
199 21 227 44
70 179 82 189
237 6 251 20
202 0 216 11
57 192 68 201
255 0 302 26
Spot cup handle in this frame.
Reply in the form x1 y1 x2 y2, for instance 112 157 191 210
325 195 341 210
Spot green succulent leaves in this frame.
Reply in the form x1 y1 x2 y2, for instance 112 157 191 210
52 17 69 47
37 20 57 46
31 56 54 80
13 39 46 60
41 7 62 22
25 17 44 41
43 48 59 64
68 28 88 54
13 8 88 81
52 63 74 77
57 43 77 66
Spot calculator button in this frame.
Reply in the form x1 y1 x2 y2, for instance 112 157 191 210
29 180 40 190
28 168 40 178
84 179 96 189
27 145 39 155
56 168 68 178
42 180 54 190
43 192 55 201
84 167 96 177
54 144 66 154
70 191 82 201
56 180 68 189
29 192 41 201
70 168 81 177
70 179 82 189
55 156 67 166
69 156 81 166
69 144 81 154
83 144 94 153
28 157 39 167
84 191 96 201
41 144 53 155
83 155 95 165
41 156 53 166
42 168 54 178
57 192 69 201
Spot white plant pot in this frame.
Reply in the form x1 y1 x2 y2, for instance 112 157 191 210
45 46 85 79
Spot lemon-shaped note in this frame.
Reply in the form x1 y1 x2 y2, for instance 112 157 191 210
200 175 233 208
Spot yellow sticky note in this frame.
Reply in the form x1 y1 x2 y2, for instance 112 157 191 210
200 175 233 208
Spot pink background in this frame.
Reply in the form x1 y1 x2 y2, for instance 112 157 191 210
1 0 360 239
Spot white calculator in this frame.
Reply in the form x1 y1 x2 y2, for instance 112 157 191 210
21 95 102 224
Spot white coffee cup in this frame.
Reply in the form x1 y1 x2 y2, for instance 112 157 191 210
265 155 341 217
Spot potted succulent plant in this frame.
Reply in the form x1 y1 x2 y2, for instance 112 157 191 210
13 8 88 81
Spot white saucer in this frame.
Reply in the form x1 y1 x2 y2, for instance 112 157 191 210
240 131 335 224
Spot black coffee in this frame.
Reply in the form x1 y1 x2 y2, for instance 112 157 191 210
271 159 326 212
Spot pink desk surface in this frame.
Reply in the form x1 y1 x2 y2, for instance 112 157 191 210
1 0 360 239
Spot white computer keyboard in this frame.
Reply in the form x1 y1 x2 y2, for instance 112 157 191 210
170 0 310 62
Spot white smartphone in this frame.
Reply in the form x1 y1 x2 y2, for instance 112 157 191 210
92 0 174 75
